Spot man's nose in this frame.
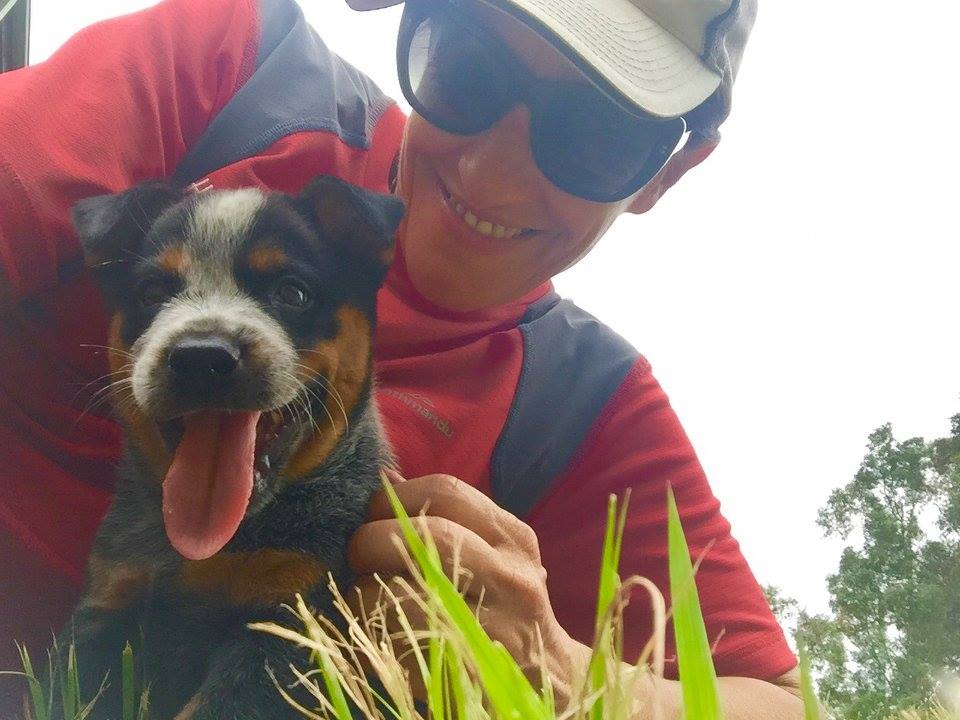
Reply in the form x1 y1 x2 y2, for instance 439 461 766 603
455 105 546 202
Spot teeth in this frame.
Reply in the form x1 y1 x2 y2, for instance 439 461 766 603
447 191 526 239
262 455 271 470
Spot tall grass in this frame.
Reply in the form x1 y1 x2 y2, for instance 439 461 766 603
249 482 808 719
11 482 870 719
2 639 148 720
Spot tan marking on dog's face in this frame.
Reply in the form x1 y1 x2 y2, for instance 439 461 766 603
86 555 153 611
246 244 287 273
286 305 372 477
180 549 329 606
157 244 190 275
108 313 171 475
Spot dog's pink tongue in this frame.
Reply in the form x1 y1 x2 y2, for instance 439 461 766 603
162 410 261 560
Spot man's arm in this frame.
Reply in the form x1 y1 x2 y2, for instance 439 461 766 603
0 0 262 309
0 264 10 312
528 359 798 682
638 670 803 719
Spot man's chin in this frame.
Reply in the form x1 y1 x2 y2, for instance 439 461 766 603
408 259 507 312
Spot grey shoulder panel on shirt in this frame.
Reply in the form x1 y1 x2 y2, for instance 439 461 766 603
173 0 395 186
490 292 641 518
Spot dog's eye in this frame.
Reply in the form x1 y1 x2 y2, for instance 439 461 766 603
273 279 312 309
139 280 172 308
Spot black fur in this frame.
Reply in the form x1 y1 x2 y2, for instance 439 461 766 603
57 176 405 719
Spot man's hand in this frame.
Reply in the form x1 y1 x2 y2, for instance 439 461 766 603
347 470 585 704
347 470 804 720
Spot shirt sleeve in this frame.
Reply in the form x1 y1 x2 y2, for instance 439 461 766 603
526 358 797 680
0 0 262 302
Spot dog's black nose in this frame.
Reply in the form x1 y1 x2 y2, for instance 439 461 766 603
168 336 241 383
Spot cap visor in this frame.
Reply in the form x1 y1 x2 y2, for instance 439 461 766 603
482 0 722 118
345 0 721 117
345 0 403 9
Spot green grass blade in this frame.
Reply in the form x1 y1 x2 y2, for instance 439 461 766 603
427 635 445 718
667 486 722 720
60 643 80 720
798 643 820 720
594 496 620 637
443 640 470 720
311 639 353 720
17 644 50 720
588 494 630 720
122 642 136 720
384 480 550 720
294 596 354 720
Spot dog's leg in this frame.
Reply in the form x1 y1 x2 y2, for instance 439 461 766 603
177 611 318 720
47 553 153 718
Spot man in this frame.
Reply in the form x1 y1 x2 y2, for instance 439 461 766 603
0 0 801 716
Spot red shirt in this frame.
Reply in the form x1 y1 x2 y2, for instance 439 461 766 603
0 0 794 709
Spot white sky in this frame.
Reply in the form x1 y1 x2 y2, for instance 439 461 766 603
27 1 960 616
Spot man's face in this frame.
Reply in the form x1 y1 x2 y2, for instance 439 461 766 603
394 2 645 312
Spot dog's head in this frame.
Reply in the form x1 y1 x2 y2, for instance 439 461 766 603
73 176 404 560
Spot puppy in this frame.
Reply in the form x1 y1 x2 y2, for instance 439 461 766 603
61 176 404 718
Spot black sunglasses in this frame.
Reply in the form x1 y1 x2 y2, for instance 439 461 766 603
397 0 687 203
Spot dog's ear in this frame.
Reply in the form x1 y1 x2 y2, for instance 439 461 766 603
297 175 405 285
72 180 185 269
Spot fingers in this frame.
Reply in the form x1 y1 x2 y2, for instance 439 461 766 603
369 472 540 559
349 515 496 596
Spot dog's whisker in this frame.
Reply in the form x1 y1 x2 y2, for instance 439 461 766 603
278 370 333 442
298 367 349 433
108 390 139 420
303 386 334 437
295 372 342 436
281 373 323 439
78 343 137 360
290 357 348 427
79 376 135 414
70 365 135 404
71 378 136 432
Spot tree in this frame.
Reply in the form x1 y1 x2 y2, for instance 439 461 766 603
768 414 960 719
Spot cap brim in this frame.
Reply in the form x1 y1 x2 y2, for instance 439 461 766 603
345 0 403 9
490 0 721 118
346 0 721 118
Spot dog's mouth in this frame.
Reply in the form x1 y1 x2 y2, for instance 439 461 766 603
158 408 303 561
160 410 292 476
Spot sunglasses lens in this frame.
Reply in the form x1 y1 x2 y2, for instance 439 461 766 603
399 3 686 202
405 10 515 134
533 85 685 201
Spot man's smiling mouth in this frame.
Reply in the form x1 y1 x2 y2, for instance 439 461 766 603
437 181 537 240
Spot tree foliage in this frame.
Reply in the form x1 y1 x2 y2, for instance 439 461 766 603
769 414 960 719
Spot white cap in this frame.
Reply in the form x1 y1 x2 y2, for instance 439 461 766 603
346 0 756 128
